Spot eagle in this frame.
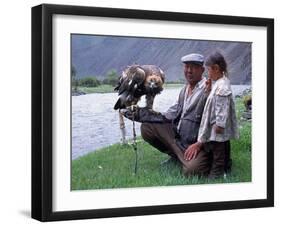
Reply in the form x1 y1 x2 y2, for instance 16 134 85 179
113 64 165 111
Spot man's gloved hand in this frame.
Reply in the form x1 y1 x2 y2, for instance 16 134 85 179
120 106 170 123
120 106 141 122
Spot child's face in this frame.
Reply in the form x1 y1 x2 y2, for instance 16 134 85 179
207 64 222 81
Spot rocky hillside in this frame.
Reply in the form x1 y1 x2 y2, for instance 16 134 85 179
72 34 251 84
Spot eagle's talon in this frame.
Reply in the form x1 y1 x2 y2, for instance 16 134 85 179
127 105 139 112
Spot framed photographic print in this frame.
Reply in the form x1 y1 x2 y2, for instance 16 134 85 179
32 4 274 221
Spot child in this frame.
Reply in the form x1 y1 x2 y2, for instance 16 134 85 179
184 51 239 179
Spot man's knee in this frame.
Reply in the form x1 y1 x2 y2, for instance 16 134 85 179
182 160 209 177
182 163 198 176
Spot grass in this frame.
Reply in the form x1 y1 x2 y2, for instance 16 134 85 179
72 97 251 190
77 85 115 94
75 83 184 94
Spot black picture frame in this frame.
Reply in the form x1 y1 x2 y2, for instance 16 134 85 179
31 3 274 222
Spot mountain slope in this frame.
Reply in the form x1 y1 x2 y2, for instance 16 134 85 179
71 35 252 84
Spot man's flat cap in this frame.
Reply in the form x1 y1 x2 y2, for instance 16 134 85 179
181 53 204 65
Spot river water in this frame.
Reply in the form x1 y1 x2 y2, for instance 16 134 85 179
72 85 250 159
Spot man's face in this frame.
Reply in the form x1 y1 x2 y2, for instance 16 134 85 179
184 63 204 85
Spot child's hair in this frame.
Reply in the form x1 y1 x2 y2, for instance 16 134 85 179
205 51 228 76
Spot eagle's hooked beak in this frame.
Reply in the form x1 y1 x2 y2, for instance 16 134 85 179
149 81 156 88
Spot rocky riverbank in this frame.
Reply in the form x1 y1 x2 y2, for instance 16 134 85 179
72 90 86 96
237 87 252 121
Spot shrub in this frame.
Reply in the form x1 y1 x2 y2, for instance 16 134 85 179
102 70 119 86
71 66 78 90
79 77 101 87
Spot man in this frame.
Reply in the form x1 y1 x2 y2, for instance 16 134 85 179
122 53 211 176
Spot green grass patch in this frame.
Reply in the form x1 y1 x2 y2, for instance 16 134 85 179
72 97 251 190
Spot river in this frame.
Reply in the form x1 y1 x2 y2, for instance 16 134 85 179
72 85 250 159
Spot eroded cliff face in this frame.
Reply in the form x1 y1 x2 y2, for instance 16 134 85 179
72 35 251 85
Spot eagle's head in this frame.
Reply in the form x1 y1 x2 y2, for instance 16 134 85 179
144 74 164 93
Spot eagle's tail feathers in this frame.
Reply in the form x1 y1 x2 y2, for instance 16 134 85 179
114 98 122 110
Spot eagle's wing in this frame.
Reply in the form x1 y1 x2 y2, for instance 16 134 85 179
159 67 165 84
113 65 146 110
117 66 146 95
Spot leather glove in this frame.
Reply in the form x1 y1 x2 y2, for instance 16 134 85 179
120 107 170 123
